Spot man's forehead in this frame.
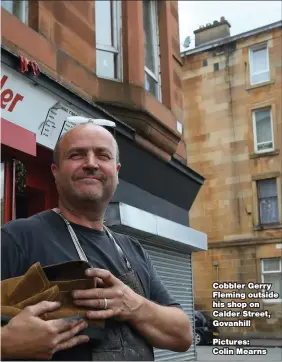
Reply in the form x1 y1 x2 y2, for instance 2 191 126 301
61 124 115 149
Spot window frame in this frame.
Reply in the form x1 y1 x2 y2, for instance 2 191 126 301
252 107 274 154
261 258 282 303
249 43 270 86
95 0 122 81
1 0 29 24
144 0 161 101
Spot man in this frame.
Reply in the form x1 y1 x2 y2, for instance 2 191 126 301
1 122 193 360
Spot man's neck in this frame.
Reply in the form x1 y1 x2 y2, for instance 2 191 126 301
58 200 104 231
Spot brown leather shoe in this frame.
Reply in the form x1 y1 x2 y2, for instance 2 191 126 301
1 261 105 339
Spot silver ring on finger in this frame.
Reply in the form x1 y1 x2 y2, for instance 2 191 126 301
103 298 108 310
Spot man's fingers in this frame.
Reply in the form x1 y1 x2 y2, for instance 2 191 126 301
73 287 121 300
96 277 105 287
48 317 83 333
86 309 115 320
54 334 89 353
74 298 112 310
56 320 88 344
24 301 61 317
85 268 121 286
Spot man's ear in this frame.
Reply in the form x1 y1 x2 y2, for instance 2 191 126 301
51 163 58 179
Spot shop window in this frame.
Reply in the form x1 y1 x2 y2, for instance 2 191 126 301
95 0 122 80
249 43 270 85
261 258 282 301
143 0 161 100
252 107 274 154
257 178 279 225
1 0 28 24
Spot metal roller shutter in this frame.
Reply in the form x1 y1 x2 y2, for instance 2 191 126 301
112 227 196 361
140 239 196 361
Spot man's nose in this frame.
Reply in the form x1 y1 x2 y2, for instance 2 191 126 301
83 153 99 169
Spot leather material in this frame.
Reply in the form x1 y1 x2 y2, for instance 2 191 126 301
1 261 105 338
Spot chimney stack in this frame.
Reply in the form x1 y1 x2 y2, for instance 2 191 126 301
194 17 231 46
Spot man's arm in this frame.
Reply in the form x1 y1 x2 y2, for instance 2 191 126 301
73 268 193 352
127 297 192 352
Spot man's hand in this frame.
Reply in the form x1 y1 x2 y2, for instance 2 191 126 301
73 268 192 353
73 268 143 321
1 301 89 360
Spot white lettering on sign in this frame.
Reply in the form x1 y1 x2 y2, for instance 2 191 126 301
1 64 91 150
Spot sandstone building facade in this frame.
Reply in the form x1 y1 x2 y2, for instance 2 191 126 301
182 19 282 338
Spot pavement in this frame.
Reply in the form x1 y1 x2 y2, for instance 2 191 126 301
195 345 282 361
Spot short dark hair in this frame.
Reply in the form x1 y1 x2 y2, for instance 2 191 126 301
52 126 120 166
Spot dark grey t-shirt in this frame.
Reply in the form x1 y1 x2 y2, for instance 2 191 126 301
1 210 179 307
1 210 180 361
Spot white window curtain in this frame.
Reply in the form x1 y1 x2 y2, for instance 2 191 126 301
257 179 279 224
256 110 272 144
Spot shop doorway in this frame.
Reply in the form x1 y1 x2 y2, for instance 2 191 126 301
1 146 58 224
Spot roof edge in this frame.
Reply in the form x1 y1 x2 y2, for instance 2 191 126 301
181 20 282 57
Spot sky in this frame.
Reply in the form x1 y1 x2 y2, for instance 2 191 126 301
178 1 282 51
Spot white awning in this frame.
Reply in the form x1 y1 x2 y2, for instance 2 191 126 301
105 202 207 252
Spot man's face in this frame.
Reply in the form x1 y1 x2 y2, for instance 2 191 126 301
51 124 121 206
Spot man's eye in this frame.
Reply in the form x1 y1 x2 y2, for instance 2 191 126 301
70 153 83 159
99 154 111 159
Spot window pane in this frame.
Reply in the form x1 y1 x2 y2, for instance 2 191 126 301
1 163 5 225
96 50 115 78
259 197 279 224
263 258 280 272
263 273 282 296
258 179 277 198
252 71 270 84
253 48 268 73
143 1 156 74
95 0 112 46
1 0 13 13
255 110 272 144
145 72 158 97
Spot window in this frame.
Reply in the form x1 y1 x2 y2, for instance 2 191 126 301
203 59 208 67
214 63 219 71
257 179 279 225
252 107 274 153
261 258 282 301
249 44 270 85
1 0 28 23
95 0 122 80
143 0 161 100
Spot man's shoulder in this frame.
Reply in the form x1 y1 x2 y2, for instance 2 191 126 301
2 210 55 236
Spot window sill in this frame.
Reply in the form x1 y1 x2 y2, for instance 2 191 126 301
246 80 275 90
254 224 282 231
249 150 280 159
